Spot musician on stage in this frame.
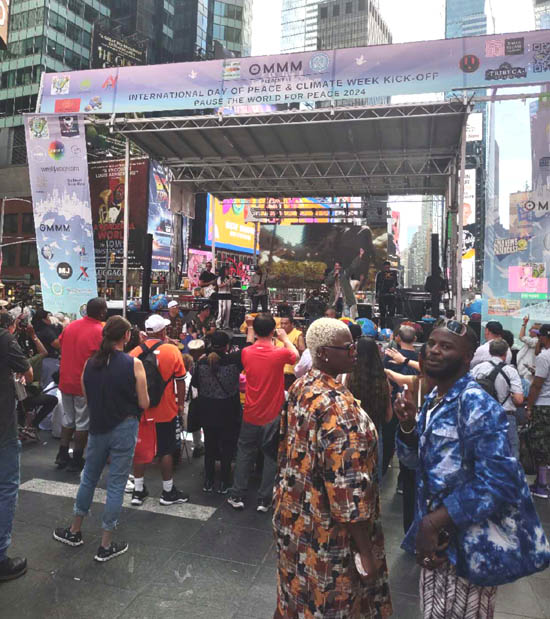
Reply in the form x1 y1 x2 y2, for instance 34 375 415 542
325 261 357 319
198 261 217 300
249 265 268 312
424 267 447 318
375 260 399 329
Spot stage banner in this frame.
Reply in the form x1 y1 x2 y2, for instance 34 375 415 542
24 114 98 315
188 248 212 288
38 29 550 115
89 157 149 285
147 161 173 271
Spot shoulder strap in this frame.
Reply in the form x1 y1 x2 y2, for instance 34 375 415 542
140 341 164 355
487 361 511 404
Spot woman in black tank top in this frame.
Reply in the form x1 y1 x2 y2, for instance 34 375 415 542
53 316 149 563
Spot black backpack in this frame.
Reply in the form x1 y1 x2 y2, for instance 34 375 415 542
137 342 171 408
475 361 511 405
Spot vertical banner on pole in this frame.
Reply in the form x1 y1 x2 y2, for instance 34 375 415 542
147 161 173 271
24 113 97 315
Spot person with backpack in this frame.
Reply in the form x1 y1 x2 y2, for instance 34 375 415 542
192 331 242 494
129 314 189 506
471 339 523 459
53 316 149 562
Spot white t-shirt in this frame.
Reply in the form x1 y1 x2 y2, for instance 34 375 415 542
471 357 523 412
470 340 512 368
534 348 550 406
517 335 537 380
294 348 312 378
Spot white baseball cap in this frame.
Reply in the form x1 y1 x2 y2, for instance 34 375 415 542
167 300 178 309
145 314 171 333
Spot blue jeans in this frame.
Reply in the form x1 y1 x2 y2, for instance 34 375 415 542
74 417 138 531
507 413 520 460
0 438 21 561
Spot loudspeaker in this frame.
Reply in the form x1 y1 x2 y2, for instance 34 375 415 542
141 234 153 312
431 233 439 275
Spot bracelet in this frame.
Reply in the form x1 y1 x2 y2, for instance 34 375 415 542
399 423 416 435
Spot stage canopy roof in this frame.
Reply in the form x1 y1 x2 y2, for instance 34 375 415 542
99 100 469 199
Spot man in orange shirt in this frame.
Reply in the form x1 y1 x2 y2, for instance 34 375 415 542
129 314 189 506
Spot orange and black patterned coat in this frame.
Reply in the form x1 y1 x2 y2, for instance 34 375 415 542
273 368 392 618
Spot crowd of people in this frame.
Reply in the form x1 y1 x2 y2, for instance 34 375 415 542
1 291 550 619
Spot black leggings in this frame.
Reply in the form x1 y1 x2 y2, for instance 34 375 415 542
203 425 237 485
23 394 58 428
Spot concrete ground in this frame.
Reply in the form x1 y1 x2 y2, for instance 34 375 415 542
2 434 550 618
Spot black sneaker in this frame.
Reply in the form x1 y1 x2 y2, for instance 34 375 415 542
55 448 70 469
131 486 149 506
227 496 245 510
203 480 214 493
94 541 128 563
192 445 205 458
256 499 271 513
0 557 27 582
67 457 85 473
53 527 84 547
160 487 190 505
217 482 230 495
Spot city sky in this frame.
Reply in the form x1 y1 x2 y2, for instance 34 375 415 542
251 0 538 240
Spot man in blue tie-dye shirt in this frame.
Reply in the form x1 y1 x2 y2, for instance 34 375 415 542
395 321 550 619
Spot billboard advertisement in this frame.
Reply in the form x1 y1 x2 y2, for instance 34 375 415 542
147 161 173 271
90 24 146 69
24 114 98 315
206 196 256 253
39 29 550 115
89 157 149 284
462 168 476 289
188 248 212 287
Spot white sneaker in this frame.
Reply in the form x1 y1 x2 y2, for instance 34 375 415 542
124 478 135 494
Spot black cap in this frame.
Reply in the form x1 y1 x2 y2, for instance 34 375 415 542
539 324 550 337
486 321 503 336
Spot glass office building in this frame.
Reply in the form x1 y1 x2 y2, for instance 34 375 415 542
281 0 322 53
210 0 253 57
534 0 550 30
0 0 110 164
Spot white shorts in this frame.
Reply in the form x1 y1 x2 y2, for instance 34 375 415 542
61 393 89 432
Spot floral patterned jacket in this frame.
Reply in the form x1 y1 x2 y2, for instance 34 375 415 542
396 373 550 584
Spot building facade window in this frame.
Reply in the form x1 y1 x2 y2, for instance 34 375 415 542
3 214 18 235
21 213 34 235
20 244 38 268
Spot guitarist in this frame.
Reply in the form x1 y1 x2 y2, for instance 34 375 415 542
198 261 217 301
249 265 268 313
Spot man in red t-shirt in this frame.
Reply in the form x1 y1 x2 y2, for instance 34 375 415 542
228 313 298 512
56 298 106 472
129 314 189 507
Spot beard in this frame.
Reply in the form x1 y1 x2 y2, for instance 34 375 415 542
424 356 464 379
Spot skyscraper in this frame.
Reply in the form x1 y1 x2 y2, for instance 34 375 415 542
110 0 176 64
281 0 322 53
174 0 253 61
317 0 391 50
0 0 110 165
317 0 391 106
210 0 253 57
445 0 495 289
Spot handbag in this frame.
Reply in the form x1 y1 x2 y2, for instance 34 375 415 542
13 377 27 401
451 392 550 587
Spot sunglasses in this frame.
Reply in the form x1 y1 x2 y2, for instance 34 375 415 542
443 320 467 337
324 342 356 356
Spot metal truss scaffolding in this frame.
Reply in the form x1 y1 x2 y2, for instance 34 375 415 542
97 101 468 199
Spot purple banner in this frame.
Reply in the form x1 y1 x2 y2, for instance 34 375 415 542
38 30 550 115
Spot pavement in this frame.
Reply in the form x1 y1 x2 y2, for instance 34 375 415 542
2 434 550 619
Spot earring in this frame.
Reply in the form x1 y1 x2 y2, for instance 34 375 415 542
324 357 329 363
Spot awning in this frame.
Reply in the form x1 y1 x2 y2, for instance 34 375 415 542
99 100 468 199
